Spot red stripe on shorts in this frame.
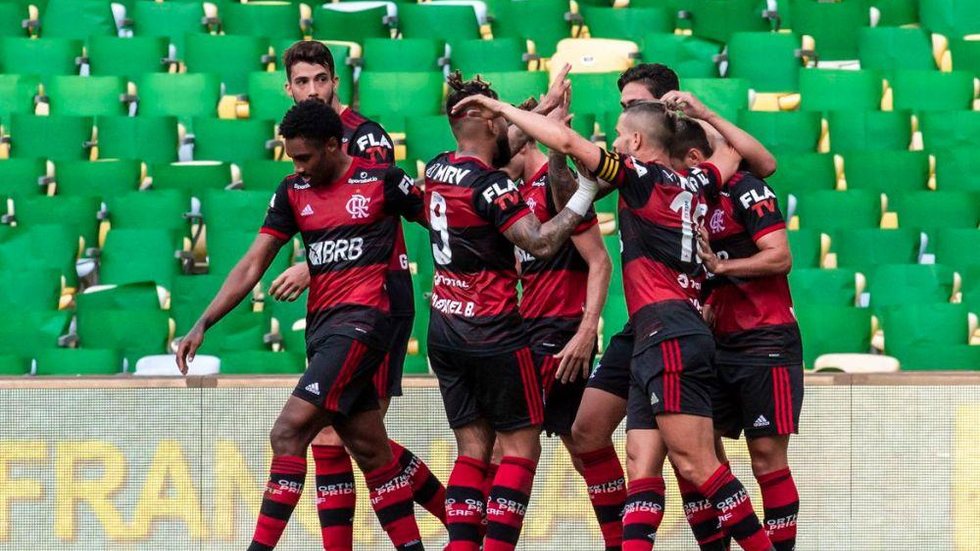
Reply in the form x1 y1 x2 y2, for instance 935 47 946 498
779 367 795 433
771 367 788 434
661 339 681 412
517 348 544 425
374 352 390 400
541 356 558 396
324 340 367 412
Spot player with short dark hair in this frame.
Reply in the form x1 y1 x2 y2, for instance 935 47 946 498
617 63 680 107
429 71 597 551
270 41 447 548
452 92 775 551
176 100 427 551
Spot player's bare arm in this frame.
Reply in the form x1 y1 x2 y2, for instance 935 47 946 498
176 233 285 373
661 90 777 178
554 225 611 383
697 225 792 277
503 207 588 259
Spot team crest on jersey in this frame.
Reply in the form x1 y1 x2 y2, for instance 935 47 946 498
346 193 371 219
709 208 725 233
526 197 538 212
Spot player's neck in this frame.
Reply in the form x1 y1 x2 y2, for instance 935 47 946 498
523 150 548 181
334 100 347 114
454 139 495 168
634 145 670 167
324 154 354 186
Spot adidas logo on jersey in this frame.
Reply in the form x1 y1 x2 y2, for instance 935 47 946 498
301 204 314 216
754 415 770 428
650 393 660 405
305 382 320 395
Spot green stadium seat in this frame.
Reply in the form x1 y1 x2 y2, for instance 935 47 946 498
40 0 117 41
681 78 750 122
170 273 268 352
894 343 980 371
934 148 980 193
583 6 673 40
919 110 980 152
880 303 972 363
682 0 773 44
919 0 980 40
358 71 444 133
96 115 179 164
398 4 481 49
241 159 295 192
35 347 122 375
405 115 454 174
963 266 980 312
77 308 170 366
246 70 296 124
858 27 935 78
0 37 82 77
493 0 571 58
787 0 870 61
311 4 391 43
451 38 527 75
949 38 980 77
0 310 71 361
131 1 211 57
474 71 548 105
11 195 101 246
106 189 190 237
892 70 975 112
42 76 129 117
872 0 920 26
789 268 863 307
933 228 980 274
869 263 957 310
219 350 304 374
75 281 161 311
738 110 823 154
787 228 823 268
363 38 443 73
833 228 922 275
0 158 46 200
53 159 141 200
0 3 28 39
0 354 29 375
726 32 806 93
184 34 272 95
220 1 304 41
0 224 79 283
136 73 220 127
794 305 872 366
0 267 62 311
150 161 232 199
766 153 837 205
799 68 882 112
191 117 276 165
569 72 621 121
201 189 274 235
827 109 912 152
0 74 40 127
266 288 307 329
796 190 881 231
9 113 94 161
639 33 721 79
893 191 978 232
842 150 929 194
99 228 181 288
87 36 172 80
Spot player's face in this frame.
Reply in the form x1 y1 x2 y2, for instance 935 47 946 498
284 136 340 188
490 116 513 168
286 62 338 106
620 81 657 109
611 114 640 156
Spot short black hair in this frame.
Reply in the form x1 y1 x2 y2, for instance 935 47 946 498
445 71 499 117
283 40 336 81
670 116 713 161
621 101 677 150
279 99 343 146
617 63 680 99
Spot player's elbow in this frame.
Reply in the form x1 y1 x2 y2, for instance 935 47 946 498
592 250 613 278
773 250 792 275
759 155 777 179
528 240 559 260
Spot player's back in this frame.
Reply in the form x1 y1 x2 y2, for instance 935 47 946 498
423 152 530 354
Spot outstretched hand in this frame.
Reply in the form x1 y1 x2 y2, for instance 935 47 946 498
451 94 507 118
537 63 572 115
175 324 205 376
661 90 713 120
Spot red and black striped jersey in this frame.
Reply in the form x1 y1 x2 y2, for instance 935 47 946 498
517 162 597 344
339 107 414 316
591 148 720 352
704 171 801 365
261 156 424 349
424 152 532 354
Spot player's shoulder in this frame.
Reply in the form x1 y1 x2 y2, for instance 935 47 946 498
280 172 307 192
424 152 491 186
340 107 370 128
727 170 773 195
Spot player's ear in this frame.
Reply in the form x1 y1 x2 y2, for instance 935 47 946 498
631 130 642 152
325 136 340 152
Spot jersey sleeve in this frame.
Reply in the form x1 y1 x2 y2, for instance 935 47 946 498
472 171 532 232
348 121 395 164
383 166 426 224
260 180 298 241
731 175 786 241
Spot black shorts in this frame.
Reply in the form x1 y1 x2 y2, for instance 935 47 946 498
373 314 412 400
713 362 804 439
534 340 594 438
293 334 386 416
626 334 716 431
586 324 633 400
429 346 544 432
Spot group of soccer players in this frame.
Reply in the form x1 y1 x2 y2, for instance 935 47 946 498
175 39 804 551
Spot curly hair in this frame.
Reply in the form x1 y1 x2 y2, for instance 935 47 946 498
617 63 680 99
445 71 499 115
279 99 343 146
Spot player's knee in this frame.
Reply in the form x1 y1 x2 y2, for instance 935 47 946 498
748 440 789 476
498 428 541 461
571 418 611 452
269 419 304 456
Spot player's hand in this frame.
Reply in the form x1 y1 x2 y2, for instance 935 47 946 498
553 329 596 384
697 225 723 274
175 324 205 376
546 85 572 127
661 90 713 120
451 94 507 118
537 63 572 115
268 263 310 302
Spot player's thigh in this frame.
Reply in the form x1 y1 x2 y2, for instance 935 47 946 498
294 335 385 417
270 395 332 455
625 428 669 480
571 386 627 452
429 347 483 430
495 425 542 461
334 407 394 473
745 434 791 476
453 418 496 462
656 413 720 486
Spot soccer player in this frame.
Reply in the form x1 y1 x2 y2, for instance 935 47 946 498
671 114 802 551
426 73 597 551
451 94 775 551
176 100 427 551
268 41 447 548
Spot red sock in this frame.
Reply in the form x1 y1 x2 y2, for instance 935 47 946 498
577 446 626 551
675 469 727 550
248 455 306 551
365 458 424 551
311 445 355 551
446 456 488 551
480 461 500 540
621 477 665 551
699 465 772 551
391 439 447 525
756 468 798 551
484 456 536 551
